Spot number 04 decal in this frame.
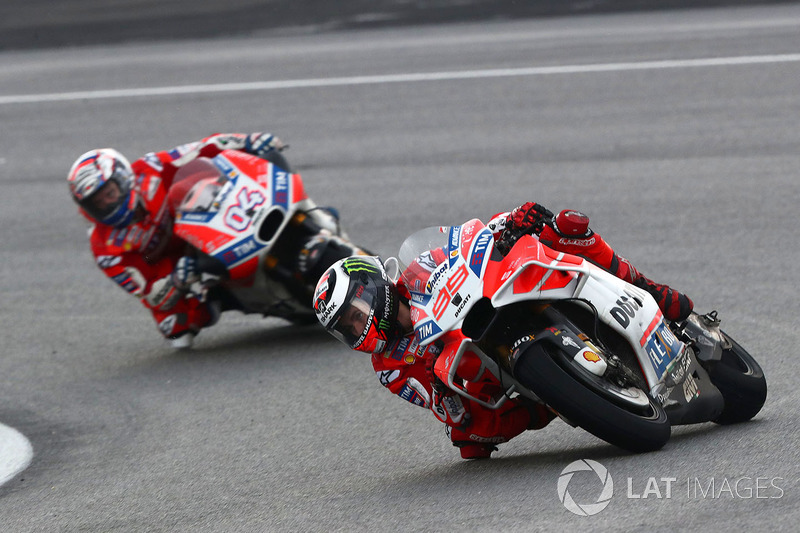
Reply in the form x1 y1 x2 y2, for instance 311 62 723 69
224 188 266 231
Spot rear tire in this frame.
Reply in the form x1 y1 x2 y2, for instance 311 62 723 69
514 343 671 453
707 334 767 425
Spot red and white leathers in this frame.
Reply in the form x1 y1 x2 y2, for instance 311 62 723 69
372 247 552 460
372 335 551 459
83 133 279 342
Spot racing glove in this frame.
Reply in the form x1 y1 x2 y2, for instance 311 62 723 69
497 202 555 254
509 202 554 235
245 132 286 158
171 256 200 291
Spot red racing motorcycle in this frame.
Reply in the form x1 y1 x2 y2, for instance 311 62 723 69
167 149 369 325
396 219 767 452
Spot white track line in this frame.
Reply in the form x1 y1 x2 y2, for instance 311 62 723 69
0 423 33 487
1 53 799 105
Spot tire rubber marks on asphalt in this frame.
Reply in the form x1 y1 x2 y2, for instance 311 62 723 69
1 53 800 105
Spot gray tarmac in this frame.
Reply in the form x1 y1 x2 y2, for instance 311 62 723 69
1 4 799 531
2 0 796 50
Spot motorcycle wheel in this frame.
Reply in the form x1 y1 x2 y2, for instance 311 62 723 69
514 343 671 453
707 334 767 425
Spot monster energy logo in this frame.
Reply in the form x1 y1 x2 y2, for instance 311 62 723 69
379 318 391 331
342 258 379 275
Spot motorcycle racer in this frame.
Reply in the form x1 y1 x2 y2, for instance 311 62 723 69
67 132 287 348
313 203 694 459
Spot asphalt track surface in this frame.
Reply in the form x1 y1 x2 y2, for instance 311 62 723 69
1 5 800 531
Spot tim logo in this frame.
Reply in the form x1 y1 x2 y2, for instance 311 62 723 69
272 170 289 208
415 320 441 342
469 230 492 276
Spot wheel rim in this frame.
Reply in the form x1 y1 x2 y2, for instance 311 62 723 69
552 349 658 418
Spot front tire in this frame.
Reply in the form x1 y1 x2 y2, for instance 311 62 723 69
514 343 671 453
707 334 767 425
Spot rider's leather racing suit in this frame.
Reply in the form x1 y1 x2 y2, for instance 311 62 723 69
85 133 279 341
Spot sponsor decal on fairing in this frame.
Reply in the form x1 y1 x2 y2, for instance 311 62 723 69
214 235 265 267
583 351 601 363
410 291 431 306
643 321 682 377
511 334 535 351
468 229 493 277
271 168 290 210
425 262 448 293
432 391 465 425
452 293 472 318
447 225 462 267
561 335 581 350
212 155 239 180
609 290 644 329
683 374 699 401
177 212 216 224
415 320 442 344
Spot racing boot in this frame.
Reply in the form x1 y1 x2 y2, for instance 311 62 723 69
449 425 498 460
540 209 693 322
631 274 694 322
457 442 497 460
521 398 557 430
612 255 694 322
449 399 532 460
451 401 555 459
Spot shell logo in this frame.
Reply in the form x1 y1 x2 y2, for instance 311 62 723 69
583 351 601 363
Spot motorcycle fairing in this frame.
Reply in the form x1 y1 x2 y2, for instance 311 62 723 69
408 220 688 389
173 150 308 281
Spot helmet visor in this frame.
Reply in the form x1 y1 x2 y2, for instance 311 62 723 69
327 283 379 350
80 180 123 219
80 175 134 227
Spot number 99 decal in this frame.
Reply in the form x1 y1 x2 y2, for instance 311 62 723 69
224 188 266 231
432 264 469 320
